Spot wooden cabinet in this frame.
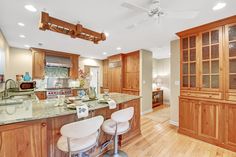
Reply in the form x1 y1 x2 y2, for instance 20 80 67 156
70 55 79 80
178 15 236 152
225 23 236 101
180 35 198 90
102 59 109 89
122 51 140 95
31 48 79 80
35 91 47 100
179 98 198 135
102 51 140 95
119 99 141 146
107 54 123 93
225 104 236 148
200 27 223 92
32 50 45 79
47 114 77 157
0 120 47 157
198 101 221 141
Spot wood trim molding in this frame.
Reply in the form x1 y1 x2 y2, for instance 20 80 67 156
176 15 236 37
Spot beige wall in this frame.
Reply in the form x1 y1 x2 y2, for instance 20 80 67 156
0 29 9 92
140 49 153 114
153 58 170 104
170 39 180 126
6 47 32 80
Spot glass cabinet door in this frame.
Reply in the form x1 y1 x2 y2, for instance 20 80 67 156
201 28 221 90
227 24 236 90
181 36 197 88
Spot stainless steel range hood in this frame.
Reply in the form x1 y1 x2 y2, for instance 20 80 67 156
45 56 72 68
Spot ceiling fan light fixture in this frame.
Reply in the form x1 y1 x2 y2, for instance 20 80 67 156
212 2 226 10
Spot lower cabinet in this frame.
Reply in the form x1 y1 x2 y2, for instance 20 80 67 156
0 120 47 157
179 98 198 134
179 97 236 152
225 104 236 148
119 99 141 146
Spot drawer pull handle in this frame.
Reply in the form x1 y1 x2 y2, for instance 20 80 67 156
41 123 46 127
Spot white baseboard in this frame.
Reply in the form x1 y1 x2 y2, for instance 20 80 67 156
169 120 179 126
141 109 153 115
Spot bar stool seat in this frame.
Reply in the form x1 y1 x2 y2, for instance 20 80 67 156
102 119 129 135
57 116 104 157
102 107 134 157
57 131 98 152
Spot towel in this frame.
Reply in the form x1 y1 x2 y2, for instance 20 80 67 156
108 99 117 109
76 104 89 119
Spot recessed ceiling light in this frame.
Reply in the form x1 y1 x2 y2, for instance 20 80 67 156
212 2 226 10
24 4 37 12
103 52 107 55
116 47 122 51
17 22 25 27
24 45 30 48
19 34 26 38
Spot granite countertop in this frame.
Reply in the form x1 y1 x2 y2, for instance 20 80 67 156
0 93 141 126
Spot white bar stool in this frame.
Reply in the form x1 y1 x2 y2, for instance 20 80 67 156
57 116 104 157
102 107 134 157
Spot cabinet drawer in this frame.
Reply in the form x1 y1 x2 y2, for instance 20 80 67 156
226 93 236 102
181 91 222 99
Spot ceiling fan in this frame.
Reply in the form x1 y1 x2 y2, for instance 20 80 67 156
121 0 199 28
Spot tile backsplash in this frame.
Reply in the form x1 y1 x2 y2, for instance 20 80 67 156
45 67 69 78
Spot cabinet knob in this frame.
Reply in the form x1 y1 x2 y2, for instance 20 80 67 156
41 123 46 127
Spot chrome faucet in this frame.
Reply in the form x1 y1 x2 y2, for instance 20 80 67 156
3 79 16 99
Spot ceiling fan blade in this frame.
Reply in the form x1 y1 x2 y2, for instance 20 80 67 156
164 11 199 19
121 2 149 13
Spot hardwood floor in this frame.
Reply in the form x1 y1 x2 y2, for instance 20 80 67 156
122 106 236 157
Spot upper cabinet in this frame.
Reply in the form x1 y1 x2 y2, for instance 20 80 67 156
32 50 45 79
107 54 123 93
102 51 140 95
200 27 223 91
225 23 236 101
178 16 236 100
181 35 198 90
31 48 79 80
70 55 79 80
102 59 109 89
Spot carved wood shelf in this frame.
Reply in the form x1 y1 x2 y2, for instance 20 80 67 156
39 12 106 44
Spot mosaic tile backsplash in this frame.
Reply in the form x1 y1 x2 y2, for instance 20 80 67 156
45 67 69 78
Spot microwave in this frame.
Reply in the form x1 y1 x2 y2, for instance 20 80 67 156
17 81 36 91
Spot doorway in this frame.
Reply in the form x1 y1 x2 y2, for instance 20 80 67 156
84 66 100 94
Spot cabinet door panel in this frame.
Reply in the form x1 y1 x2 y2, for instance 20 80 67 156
225 104 236 147
179 99 198 134
198 102 219 140
0 120 47 157
32 51 45 79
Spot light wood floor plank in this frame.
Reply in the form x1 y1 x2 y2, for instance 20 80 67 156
121 106 236 157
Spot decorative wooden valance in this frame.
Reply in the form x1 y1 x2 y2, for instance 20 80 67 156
39 12 106 44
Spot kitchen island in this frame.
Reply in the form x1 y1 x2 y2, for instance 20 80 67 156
0 93 141 157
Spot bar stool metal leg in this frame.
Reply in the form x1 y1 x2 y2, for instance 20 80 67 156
103 135 128 157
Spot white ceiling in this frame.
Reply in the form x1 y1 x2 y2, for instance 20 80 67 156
0 0 236 59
